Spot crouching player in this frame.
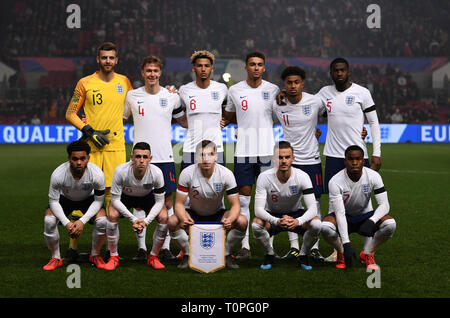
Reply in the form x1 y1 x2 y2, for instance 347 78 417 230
105 142 167 270
321 145 396 270
252 141 321 270
43 140 107 270
168 140 247 269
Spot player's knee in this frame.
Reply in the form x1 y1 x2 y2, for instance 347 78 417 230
308 218 322 236
95 216 107 234
252 222 267 239
167 215 179 232
379 218 396 238
321 221 338 239
44 215 58 233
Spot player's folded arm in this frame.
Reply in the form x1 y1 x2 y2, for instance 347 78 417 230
48 199 71 227
144 189 166 225
296 189 318 226
110 193 138 223
79 191 104 224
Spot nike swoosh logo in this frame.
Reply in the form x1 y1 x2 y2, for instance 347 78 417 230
137 101 144 104
189 95 196 98
192 186 199 189
93 90 100 92
281 111 288 114
240 96 247 99
326 98 332 101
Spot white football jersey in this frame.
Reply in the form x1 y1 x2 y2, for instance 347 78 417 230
272 92 321 165
255 167 314 214
177 163 238 216
179 80 227 153
328 166 385 216
48 162 105 202
111 161 165 198
124 86 183 163
316 83 375 159
226 80 280 157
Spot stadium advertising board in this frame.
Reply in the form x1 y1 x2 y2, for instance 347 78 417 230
0 124 449 144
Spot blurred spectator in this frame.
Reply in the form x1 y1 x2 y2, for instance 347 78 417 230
390 108 404 123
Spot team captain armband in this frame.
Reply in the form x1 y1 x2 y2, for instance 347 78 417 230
363 105 376 113
226 187 239 195
153 187 166 194
177 185 189 193
374 187 386 194
94 189 105 196
302 188 314 195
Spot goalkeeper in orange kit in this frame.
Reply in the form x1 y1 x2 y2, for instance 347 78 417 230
65 42 132 261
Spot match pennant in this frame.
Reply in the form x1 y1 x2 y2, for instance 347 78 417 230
189 223 225 273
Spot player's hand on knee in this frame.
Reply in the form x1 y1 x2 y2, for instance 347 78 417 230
70 220 84 238
81 124 110 149
221 217 232 231
343 242 356 268
358 219 376 237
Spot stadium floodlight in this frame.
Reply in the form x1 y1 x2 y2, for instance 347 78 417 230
222 73 235 88
222 73 231 83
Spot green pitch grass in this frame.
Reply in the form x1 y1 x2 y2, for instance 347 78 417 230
0 143 449 299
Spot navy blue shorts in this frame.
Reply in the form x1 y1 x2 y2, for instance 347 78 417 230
328 211 374 234
187 208 226 223
233 156 272 187
121 192 155 213
292 163 324 196
268 209 307 236
180 152 225 172
153 162 177 194
324 156 370 193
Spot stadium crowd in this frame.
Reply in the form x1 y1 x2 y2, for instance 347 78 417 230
0 0 448 124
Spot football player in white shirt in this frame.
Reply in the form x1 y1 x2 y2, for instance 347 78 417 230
168 140 247 269
316 58 382 194
178 50 228 171
104 142 167 270
253 141 321 270
272 66 326 261
43 140 107 270
123 56 187 262
321 145 396 270
223 51 280 259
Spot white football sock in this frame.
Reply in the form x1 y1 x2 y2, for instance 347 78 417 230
162 207 174 250
300 218 321 255
44 215 60 259
91 216 107 256
106 220 119 256
321 221 343 253
225 228 245 256
133 209 147 251
150 223 168 256
365 218 396 254
171 229 190 255
288 231 300 250
252 223 274 255
239 195 251 250
312 199 322 250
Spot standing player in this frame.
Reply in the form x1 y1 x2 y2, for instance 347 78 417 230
104 142 167 270
223 51 280 259
123 56 187 261
65 42 132 259
316 57 382 262
252 141 321 270
272 66 325 261
168 140 247 269
321 145 396 270
43 140 107 270
178 50 228 171
317 57 382 190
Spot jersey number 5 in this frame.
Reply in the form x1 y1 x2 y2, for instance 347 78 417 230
326 100 332 112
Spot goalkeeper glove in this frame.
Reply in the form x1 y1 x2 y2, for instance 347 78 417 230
81 125 110 149
358 219 376 237
343 242 356 268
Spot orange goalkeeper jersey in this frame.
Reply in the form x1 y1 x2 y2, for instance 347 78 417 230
66 71 132 151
